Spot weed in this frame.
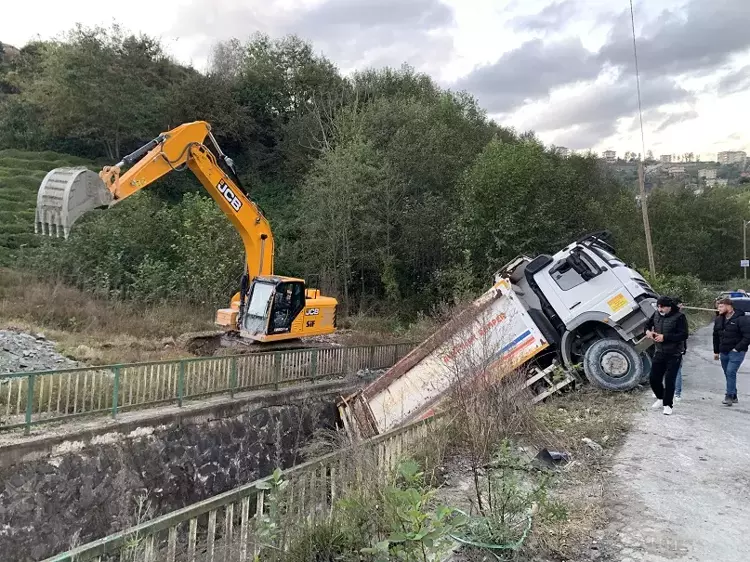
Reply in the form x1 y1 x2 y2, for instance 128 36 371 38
360 459 467 562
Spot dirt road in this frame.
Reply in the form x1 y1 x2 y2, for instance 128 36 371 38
601 325 750 561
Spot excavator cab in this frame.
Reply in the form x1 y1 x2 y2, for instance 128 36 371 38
229 276 335 342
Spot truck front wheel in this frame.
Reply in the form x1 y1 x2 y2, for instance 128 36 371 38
583 338 644 391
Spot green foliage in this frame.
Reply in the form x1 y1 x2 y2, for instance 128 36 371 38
457 441 567 555
253 468 288 558
357 460 464 561
0 150 97 265
253 460 463 562
24 192 243 305
642 271 713 307
645 186 750 282
452 139 640 290
3 23 748 316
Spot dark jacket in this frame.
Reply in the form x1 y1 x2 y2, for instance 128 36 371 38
646 309 688 355
713 311 750 354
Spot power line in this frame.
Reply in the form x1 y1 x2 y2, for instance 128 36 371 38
629 0 656 276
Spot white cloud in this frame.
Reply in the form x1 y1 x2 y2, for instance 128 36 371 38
1 0 749 156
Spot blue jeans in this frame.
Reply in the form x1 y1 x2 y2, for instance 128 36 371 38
675 365 682 397
720 351 746 397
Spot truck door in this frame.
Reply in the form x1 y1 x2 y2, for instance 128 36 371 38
534 247 637 327
268 281 305 335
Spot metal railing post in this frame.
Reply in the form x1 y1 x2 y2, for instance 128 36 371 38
24 374 35 435
230 356 238 398
178 361 185 407
274 353 281 391
310 349 318 382
112 367 120 419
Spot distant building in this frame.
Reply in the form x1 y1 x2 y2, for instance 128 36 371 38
668 166 686 176
660 154 672 163
717 151 747 166
698 169 717 180
706 178 729 187
603 150 616 163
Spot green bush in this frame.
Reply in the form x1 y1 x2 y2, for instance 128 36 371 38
642 272 713 307
22 191 244 305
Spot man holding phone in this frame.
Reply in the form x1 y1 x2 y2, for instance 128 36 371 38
646 296 689 415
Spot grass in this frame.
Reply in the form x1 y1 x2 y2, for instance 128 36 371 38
524 387 641 560
0 268 215 364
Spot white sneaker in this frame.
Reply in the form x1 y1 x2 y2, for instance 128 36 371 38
663 406 673 415
675 396 682 402
652 399 663 409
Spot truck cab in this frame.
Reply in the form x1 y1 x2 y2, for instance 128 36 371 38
496 232 657 390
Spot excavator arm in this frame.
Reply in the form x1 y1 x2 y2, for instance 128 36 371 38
36 121 274 280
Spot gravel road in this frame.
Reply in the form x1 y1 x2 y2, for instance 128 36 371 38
601 325 750 561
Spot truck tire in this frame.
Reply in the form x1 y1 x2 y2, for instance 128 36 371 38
583 338 644 391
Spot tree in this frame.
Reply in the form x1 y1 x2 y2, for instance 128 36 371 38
452 139 639 286
27 25 185 159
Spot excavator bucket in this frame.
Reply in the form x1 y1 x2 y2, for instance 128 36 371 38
35 167 113 238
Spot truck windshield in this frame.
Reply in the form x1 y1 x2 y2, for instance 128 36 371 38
246 283 274 318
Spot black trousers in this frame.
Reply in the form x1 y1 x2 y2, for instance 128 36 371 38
650 352 682 408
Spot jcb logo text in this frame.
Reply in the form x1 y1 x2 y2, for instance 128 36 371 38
217 180 243 212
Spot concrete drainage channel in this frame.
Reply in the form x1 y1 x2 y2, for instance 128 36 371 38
0 333 414 562
1 379 368 561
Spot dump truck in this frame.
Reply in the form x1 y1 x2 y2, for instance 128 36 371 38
339 232 658 439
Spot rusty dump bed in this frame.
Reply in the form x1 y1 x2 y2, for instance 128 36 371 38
338 279 551 440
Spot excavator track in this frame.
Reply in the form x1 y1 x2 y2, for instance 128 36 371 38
177 330 341 357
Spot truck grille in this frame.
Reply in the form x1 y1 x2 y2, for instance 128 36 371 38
634 278 657 297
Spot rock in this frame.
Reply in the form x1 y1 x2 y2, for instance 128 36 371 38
582 437 604 452
0 330 80 374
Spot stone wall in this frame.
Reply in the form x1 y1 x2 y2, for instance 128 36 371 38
0 392 341 561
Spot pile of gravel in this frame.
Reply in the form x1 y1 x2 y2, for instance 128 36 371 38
0 330 80 374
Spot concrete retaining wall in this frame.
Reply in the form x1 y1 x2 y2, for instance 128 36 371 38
0 381 355 561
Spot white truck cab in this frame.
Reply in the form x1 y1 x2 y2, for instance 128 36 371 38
497 232 657 390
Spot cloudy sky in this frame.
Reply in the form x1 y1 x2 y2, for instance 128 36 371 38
2 0 750 158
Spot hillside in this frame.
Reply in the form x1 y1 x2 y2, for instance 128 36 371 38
0 149 93 264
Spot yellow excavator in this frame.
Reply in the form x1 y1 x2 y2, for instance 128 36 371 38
35 121 337 353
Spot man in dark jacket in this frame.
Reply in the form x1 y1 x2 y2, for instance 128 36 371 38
646 296 689 415
713 298 750 406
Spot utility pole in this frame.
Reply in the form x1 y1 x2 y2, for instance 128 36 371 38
638 161 656 276
744 220 750 280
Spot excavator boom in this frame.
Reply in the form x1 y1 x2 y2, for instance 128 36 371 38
36 122 274 280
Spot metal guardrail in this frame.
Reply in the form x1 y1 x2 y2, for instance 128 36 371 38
0 343 415 434
44 413 441 562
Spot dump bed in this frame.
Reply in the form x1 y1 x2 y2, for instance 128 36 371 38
339 279 550 439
